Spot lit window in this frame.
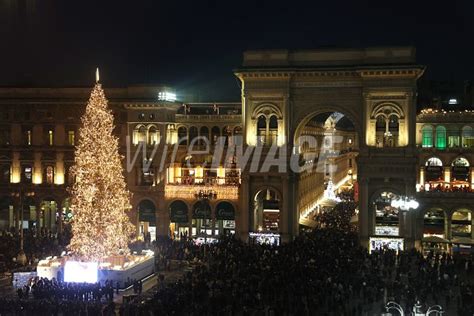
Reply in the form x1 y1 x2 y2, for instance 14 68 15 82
436 126 446 149
421 126 433 148
448 98 458 105
68 130 75 146
23 166 32 183
26 130 32 145
45 166 54 184
48 130 54 146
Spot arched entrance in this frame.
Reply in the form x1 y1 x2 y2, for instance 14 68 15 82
215 201 235 235
169 200 189 239
373 191 400 236
451 209 473 254
138 199 156 242
192 200 212 239
293 111 359 223
422 209 449 254
253 188 281 232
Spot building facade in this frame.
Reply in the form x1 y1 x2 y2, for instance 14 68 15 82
0 47 472 252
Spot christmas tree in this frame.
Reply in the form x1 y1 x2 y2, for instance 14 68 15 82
68 76 134 262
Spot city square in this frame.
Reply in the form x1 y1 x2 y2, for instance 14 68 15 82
0 1 473 315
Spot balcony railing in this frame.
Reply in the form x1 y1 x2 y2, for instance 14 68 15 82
164 183 239 200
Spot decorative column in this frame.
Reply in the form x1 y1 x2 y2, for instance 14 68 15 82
443 167 451 187
419 167 425 187
470 166 474 190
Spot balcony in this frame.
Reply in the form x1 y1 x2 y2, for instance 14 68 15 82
165 174 239 200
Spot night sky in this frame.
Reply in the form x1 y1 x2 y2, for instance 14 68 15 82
1 0 473 101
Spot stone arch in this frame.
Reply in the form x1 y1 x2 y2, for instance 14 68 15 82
370 102 405 119
292 107 362 147
251 102 283 119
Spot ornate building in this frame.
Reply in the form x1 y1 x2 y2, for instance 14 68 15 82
0 47 472 253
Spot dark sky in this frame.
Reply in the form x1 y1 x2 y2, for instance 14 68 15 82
1 0 473 101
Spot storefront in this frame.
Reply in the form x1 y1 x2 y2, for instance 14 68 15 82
369 237 404 252
374 191 399 236
192 200 212 237
169 200 189 239
422 209 449 254
215 201 235 235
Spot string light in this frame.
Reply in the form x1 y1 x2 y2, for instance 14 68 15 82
68 82 134 262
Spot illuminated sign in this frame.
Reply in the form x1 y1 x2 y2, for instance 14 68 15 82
369 237 404 252
158 91 176 102
64 261 98 283
249 233 280 246
375 226 399 236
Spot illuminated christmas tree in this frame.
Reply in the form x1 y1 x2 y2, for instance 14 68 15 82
68 74 134 262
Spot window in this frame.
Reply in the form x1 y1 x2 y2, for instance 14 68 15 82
26 130 32 145
257 116 267 146
436 126 446 149
48 130 54 146
178 126 188 145
211 126 220 145
22 165 32 184
44 165 54 184
68 130 75 146
462 126 474 148
421 126 433 148
148 125 159 145
133 125 147 145
268 116 278 146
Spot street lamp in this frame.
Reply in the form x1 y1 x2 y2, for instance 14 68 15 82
386 301 404 316
390 196 419 211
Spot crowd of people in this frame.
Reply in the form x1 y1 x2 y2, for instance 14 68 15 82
0 276 117 315
421 182 474 193
1 187 474 315
121 194 474 315
0 227 70 272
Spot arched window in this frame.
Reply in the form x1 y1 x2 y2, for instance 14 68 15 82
436 126 446 149
133 125 147 145
462 126 474 148
425 157 443 183
423 209 445 238
257 115 267 146
376 116 386 132
178 126 188 145
422 125 433 148
253 189 280 234
388 115 399 133
268 116 278 146
223 126 232 146
211 126 220 145
452 210 472 238
148 125 160 145
189 126 198 145
199 126 209 146
451 157 470 183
